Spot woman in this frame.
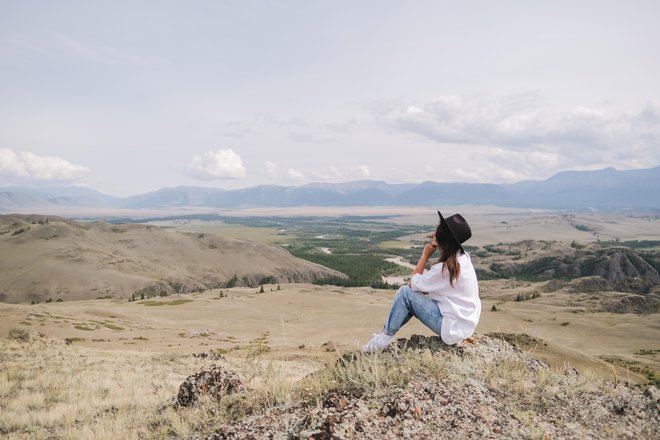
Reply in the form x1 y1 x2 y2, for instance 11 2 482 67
363 211 481 352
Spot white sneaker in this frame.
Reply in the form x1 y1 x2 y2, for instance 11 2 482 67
363 332 394 352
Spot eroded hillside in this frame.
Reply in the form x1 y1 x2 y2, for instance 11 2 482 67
470 239 660 313
0 214 343 303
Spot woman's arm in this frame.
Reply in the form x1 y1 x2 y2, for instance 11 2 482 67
411 236 438 277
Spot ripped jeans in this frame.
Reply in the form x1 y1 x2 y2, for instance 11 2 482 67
383 285 443 336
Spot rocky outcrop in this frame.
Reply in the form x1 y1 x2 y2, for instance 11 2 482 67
199 335 659 439
176 365 247 407
588 247 660 292
567 275 612 293
601 293 660 314
491 246 660 294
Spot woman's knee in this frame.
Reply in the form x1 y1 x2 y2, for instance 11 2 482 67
396 285 415 302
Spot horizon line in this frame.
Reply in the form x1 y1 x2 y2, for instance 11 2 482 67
0 164 658 199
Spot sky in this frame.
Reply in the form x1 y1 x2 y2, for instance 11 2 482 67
1 1 659 197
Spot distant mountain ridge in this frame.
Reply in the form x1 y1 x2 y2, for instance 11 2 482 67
1 166 658 211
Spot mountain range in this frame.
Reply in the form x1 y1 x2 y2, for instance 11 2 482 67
1 166 658 212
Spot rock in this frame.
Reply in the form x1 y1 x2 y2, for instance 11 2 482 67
192 351 225 360
541 279 567 292
601 294 660 314
396 334 452 352
644 385 660 402
200 335 660 439
176 365 247 407
568 276 611 293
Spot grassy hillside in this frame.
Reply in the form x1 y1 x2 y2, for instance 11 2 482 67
1 331 657 439
0 215 342 303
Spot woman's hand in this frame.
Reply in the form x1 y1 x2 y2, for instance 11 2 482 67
422 242 437 257
422 234 438 257
412 233 438 277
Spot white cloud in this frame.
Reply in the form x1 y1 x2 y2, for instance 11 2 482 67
186 149 246 180
264 161 304 182
306 164 373 182
406 105 424 115
453 147 562 183
265 161 280 178
286 168 304 181
265 162 372 183
356 164 370 177
376 94 660 181
0 148 89 181
385 95 660 148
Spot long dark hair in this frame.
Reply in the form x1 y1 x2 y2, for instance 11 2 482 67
435 222 463 287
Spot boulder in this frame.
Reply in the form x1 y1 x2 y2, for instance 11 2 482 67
176 365 247 407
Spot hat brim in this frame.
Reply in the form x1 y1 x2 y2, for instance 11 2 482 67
437 211 464 250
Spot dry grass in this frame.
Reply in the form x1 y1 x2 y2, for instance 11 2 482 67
177 342 641 438
0 332 318 439
0 336 213 439
1 331 648 440
1 279 657 386
150 221 287 244
144 347 461 436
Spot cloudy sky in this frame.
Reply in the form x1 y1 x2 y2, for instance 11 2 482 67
1 1 659 196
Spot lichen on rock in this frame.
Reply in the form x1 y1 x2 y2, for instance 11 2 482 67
176 365 247 407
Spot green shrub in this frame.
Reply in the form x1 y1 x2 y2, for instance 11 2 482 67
101 322 125 331
515 291 541 302
292 252 400 289
8 327 30 341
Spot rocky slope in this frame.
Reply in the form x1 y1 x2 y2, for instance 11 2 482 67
178 335 659 439
490 246 659 289
481 241 660 313
0 214 343 303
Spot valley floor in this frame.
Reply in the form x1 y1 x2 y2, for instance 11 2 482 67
1 282 658 381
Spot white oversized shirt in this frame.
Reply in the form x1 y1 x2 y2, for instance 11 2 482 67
410 252 481 345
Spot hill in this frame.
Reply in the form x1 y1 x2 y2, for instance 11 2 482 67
3 328 657 439
0 214 342 303
197 335 659 439
1 165 659 212
478 241 660 313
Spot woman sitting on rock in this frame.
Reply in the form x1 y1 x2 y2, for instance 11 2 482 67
363 211 481 352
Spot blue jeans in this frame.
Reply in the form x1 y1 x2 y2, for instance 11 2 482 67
383 285 443 336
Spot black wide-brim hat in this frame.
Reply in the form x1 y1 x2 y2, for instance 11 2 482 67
438 211 472 249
